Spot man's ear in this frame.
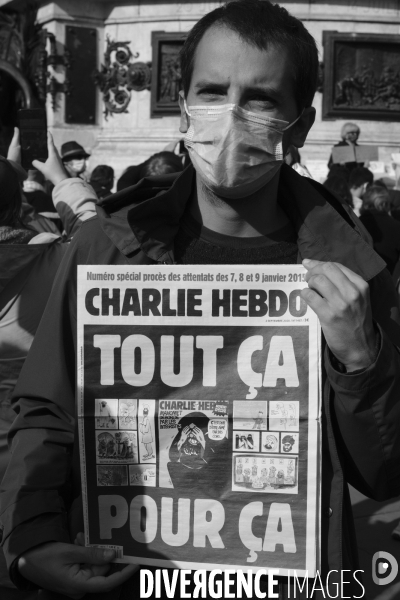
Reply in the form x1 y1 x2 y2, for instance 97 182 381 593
288 106 316 149
179 91 189 134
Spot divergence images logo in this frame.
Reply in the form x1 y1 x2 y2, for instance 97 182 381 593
372 551 399 586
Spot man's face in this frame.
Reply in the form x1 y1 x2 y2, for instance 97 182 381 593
64 156 86 176
181 25 314 152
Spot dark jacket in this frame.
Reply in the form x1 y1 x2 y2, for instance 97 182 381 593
1 165 400 597
359 209 400 274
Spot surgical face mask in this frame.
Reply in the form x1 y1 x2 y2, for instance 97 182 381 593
183 101 302 199
66 158 86 175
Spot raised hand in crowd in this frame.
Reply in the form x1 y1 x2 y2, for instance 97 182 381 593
32 131 69 186
6 126 21 163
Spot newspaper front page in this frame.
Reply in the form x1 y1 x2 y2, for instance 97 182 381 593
77 264 321 576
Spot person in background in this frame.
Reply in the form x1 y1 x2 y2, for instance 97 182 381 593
326 163 350 182
323 175 353 208
22 169 61 232
140 151 184 178
0 128 97 599
60 141 90 179
6 147 60 237
89 165 114 200
116 164 142 191
359 185 400 274
284 145 312 178
116 151 184 192
328 122 363 173
163 139 191 168
348 166 374 216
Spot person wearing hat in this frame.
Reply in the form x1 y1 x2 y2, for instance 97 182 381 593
60 141 90 179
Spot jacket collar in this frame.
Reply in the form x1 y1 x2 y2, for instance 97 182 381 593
97 164 385 281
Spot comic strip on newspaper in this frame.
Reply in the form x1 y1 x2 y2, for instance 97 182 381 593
77 265 321 576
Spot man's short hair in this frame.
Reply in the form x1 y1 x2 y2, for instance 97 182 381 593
349 167 374 189
180 0 319 110
90 165 114 187
140 152 184 178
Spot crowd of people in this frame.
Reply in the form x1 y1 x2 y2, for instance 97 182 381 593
319 128 400 282
0 1 400 599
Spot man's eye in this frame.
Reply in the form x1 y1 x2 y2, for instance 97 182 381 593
249 97 275 107
198 89 225 99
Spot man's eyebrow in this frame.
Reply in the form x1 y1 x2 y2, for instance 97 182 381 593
193 80 285 102
246 85 285 102
193 79 228 90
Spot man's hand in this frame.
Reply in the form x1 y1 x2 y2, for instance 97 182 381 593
301 259 378 372
177 425 190 450
18 541 138 599
7 127 21 164
32 131 68 186
192 425 206 450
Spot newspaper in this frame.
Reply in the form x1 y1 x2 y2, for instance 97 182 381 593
77 264 321 576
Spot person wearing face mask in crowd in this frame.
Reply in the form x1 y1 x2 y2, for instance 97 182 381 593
1 2 400 599
60 141 90 180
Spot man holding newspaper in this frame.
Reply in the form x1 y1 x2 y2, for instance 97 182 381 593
1 1 400 599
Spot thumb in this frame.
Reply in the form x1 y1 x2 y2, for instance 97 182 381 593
70 544 116 565
47 131 57 156
32 159 45 172
302 258 322 271
11 127 20 145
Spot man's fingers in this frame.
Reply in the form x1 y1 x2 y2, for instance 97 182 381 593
303 259 367 290
300 288 329 318
47 131 59 157
32 159 45 172
325 261 368 289
81 564 139 594
306 272 342 304
74 532 85 546
68 544 115 565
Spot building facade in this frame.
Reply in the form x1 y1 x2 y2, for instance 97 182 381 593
0 0 399 182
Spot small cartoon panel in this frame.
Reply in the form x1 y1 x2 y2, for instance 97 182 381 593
97 465 128 486
95 399 118 430
233 431 260 452
118 399 137 430
138 400 156 463
261 432 280 453
232 454 298 494
96 430 138 464
233 401 268 430
129 464 156 487
280 433 299 454
269 401 299 431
